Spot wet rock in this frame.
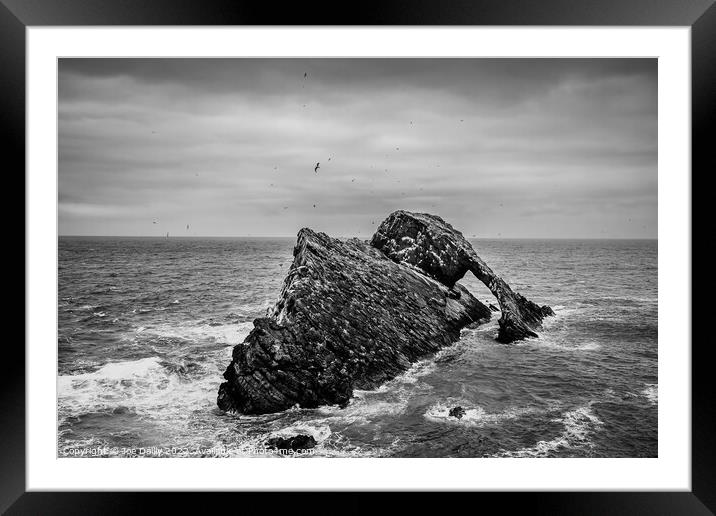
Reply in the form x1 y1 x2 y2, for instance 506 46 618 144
217 210 551 415
449 406 467 419
265 434 317 451
371 210 553 343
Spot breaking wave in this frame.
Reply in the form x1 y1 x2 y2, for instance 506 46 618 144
424 401 544 426
57 356 220 423
641 384 658 405
497 403 603 457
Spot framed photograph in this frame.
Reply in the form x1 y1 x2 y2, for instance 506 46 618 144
8 0 711 513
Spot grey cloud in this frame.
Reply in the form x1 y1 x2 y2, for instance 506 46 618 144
59 58 656 238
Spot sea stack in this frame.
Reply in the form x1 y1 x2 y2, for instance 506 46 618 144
217 210 553 415
371 211 555 343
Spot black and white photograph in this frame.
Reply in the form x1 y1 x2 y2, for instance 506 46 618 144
57 57 658 459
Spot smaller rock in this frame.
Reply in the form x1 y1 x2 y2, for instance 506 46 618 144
265 434 317 451
448 406 466 419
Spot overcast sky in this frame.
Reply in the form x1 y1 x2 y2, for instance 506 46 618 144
58 58 656 238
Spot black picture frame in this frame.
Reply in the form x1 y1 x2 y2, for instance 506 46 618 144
5 0 712 513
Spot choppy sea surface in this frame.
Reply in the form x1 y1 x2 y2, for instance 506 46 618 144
58 236 657 458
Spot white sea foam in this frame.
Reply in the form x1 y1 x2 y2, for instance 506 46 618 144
314 432 401 458
641 384 658 405
499 403 603 457
316 383 419 427
540 305 584 329
57 356 220 423
318 358 439 424
205 425 392 458
270 423 332 442
58 357 168 415
383 358 437 387
126 321 254 346
518 337 601 352
329 398 412 422
350 357 437 399
424 401 541 427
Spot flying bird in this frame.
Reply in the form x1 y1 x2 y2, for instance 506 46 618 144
304 72 307 78
314 162 320 173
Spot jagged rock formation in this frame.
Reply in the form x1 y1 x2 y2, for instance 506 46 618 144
449 406 466 419
265 434 317 451
217 210 552 415
371 211 554 343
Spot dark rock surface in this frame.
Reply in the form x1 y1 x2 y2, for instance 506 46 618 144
217 227 490 414
265 434 317 451
217 210 552 415
371 211 554 343
449 406 467 419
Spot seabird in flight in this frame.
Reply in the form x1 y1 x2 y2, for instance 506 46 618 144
314 162 320 173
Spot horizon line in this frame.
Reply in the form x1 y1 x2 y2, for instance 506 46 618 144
57 234 658 240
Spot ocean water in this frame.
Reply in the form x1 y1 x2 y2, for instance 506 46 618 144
58 236 657 458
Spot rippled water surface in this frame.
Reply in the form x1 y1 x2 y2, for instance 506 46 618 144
58 236 657 457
